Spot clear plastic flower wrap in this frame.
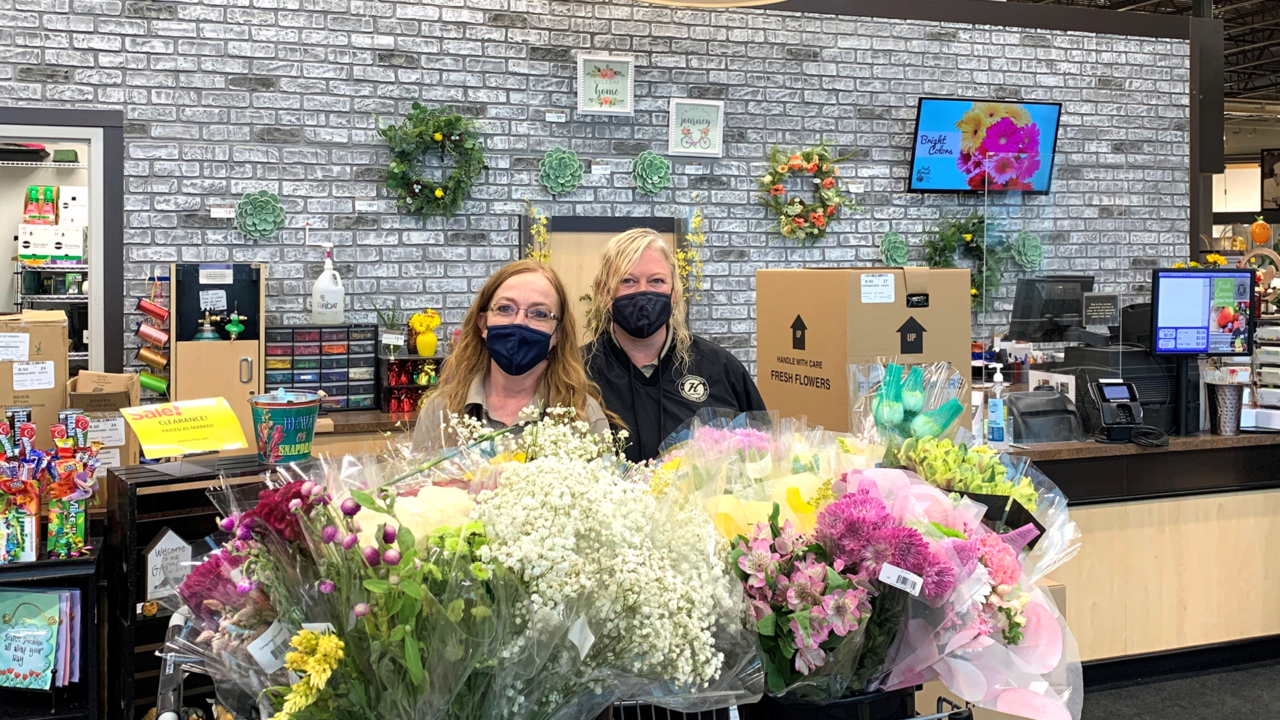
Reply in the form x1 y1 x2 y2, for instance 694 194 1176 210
174 407 762 720
653 411 1083 720
844 467 1083 720
849 360 968 467
895 429 1081 584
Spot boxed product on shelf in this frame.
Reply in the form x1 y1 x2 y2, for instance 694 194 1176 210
0 310 69 449
263 323 377 411
21 185 57 225
50 226 84 263
66 370 141 472
18 224 54 261
379 355 441 413
57 185 88 227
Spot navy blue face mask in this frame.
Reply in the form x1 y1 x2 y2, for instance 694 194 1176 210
484 322 553 377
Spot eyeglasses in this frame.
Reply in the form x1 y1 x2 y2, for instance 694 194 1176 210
487 303 560 328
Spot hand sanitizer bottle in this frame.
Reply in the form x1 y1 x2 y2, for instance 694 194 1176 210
985 363 1010 449
311 243 345 325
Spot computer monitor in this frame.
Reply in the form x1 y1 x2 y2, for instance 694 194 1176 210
1007 275 1096 343
1150 268 1256 356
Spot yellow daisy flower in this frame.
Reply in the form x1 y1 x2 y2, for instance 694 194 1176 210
956 110 989 154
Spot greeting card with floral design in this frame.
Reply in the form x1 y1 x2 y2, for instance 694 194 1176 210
668 98 724 158
577 54 634 116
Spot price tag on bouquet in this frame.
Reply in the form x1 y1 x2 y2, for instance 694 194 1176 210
247 621 292 673
878 563 923 597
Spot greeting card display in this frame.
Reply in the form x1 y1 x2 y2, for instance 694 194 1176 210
668 98 725 158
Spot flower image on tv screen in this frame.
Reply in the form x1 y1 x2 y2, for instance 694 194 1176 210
908 98 1061 195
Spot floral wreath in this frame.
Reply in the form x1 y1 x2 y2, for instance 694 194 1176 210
757 142 857 243
380 103 486 218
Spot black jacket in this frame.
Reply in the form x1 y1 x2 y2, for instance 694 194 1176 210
584 333 767 463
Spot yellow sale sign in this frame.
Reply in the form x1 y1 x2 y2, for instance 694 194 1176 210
121 397 248 459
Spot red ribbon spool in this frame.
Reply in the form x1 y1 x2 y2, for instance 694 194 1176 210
136 298 169 323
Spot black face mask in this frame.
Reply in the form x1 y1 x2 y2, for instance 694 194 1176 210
484 323 553 376
611 291 672 339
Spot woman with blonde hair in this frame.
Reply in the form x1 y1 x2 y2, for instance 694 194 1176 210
418 259 609 444
584 228 764 462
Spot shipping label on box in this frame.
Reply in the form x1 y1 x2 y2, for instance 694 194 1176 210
0 310 68 448
756 268 973 433
68 371 142 468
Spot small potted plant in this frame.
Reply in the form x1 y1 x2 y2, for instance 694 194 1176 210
408 308 441 357
377 307 404 358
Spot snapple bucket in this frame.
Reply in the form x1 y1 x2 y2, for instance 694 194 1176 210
249 389 321 464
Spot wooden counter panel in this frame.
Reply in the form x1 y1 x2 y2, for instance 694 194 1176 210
1010 431 1280 463
1057 489 1280 661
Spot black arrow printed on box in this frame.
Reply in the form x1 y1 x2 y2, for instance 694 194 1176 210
791 314 806 351
898 316 926 355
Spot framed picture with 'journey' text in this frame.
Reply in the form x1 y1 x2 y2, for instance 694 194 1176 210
668 98 724 158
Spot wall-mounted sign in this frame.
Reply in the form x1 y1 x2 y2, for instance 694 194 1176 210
577 54 635 116
668 98 724 158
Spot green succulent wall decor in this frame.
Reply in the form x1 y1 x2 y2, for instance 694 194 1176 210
235 191 286 240
539 147 585 196
879 231 909 267
631 150 672 195
1008 230 1044 272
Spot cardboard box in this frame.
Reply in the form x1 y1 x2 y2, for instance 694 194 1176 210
17 224 54 261
57 185 88 227
756 267 973 433
66 370 141 473
50 226 84 263
0 310 68 448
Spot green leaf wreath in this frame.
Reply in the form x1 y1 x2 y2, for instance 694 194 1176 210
756 142 858 244
923 211 1044 311
380 103 486 218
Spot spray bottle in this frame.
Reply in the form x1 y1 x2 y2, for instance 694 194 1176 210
39 187 56 223
310 229 345 325
985 363 1010 449
23 187 40 223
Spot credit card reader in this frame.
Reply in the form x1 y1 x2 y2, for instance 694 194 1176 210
1090 379 1143 442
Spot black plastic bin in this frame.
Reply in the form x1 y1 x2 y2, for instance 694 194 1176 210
740 688 916 720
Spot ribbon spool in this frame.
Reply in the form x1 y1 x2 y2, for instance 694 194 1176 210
136 298 169 324
136 322 169 348
139 372 168 395
136 346 168 370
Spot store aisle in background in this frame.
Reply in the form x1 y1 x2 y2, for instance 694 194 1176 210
1083 660 1280 720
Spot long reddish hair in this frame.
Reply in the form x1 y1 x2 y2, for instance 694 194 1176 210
435 260 604 421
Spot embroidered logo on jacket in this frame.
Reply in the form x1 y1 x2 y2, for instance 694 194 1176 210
678 375 709 402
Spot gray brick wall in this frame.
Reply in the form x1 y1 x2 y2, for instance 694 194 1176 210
0 0 1191 372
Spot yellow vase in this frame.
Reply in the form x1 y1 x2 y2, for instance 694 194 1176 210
416 331 438 358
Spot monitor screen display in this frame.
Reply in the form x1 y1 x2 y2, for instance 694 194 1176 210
908 98 1062 195
1151 269 1256 355
1101 384 1134 401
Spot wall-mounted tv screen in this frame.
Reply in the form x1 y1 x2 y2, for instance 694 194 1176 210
908 98 1062 195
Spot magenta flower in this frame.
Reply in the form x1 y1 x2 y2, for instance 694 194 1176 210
218 516 236 532
342 533 358 550
815 489 892 566
310 484 324 498
821 587 869 636
362 546 381 567
383 548 402 566
382 524 398 545
748 598 773 622
318 579 335 594
737 527 780 589
956 151 985 177
301 481 315 497
315 493 331 506
1018 123 1041 154
920 549 957 600
794 645 826 674
321 526 338 544
784 557 827 610
978 117 1026 157
943 537 979 578
340 497 361 517
353 602 370 618
288 498 303 513
236 578 254 594
988 154 1020 184
236 524 253 542
1016 153 1042 181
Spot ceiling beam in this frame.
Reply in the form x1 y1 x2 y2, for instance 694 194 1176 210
1114 0 1167 11
1226 37 1280 57
1226 18 1280 37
